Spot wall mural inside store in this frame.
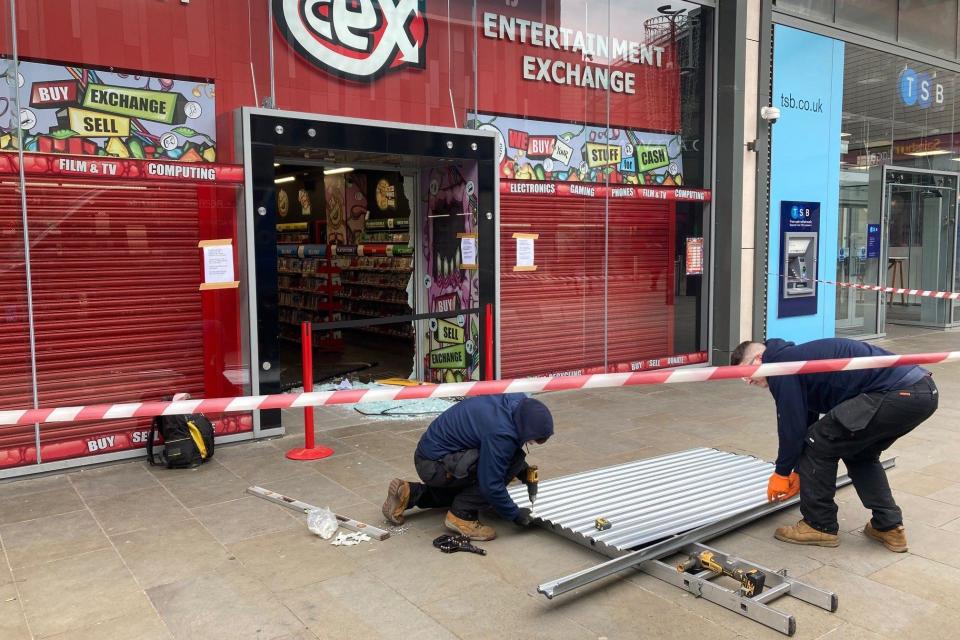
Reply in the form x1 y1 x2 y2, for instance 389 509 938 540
1 59 217 162
273 0 428 81
469 113 684 185
422 164 480 383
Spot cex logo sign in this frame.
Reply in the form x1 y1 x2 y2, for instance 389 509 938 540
274 0 428 81
898 67 944 109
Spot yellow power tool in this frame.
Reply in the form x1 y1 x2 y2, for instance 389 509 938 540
676 550 766 597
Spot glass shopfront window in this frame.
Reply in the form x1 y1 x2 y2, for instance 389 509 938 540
838 41 960 334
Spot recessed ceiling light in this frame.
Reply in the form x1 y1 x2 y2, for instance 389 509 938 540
323 167 354 175
274 176 296 184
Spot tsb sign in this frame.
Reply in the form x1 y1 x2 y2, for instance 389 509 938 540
274 0 428 81
898 67 944 108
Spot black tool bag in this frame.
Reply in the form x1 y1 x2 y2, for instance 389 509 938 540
147 414 215 468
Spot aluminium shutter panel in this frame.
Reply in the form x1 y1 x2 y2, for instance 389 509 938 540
0 180 205 467
499 194 674 377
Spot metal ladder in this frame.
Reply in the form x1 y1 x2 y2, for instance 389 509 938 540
641 542 837 637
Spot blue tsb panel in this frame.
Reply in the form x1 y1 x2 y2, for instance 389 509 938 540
767 25 844 343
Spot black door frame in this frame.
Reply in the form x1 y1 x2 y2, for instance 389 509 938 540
241 108 498 432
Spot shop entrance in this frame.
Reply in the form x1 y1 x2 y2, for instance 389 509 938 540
243 110 498 433
836 167 959 337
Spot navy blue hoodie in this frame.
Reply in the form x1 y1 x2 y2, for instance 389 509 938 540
415 394 554 520
763 338 926 476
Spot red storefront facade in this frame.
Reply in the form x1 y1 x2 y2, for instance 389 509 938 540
0 0 715 475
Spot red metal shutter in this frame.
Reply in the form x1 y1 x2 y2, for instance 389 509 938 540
499 194 675 377
0 186 36 468
0 180 205 467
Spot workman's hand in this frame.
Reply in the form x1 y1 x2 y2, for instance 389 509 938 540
514 507 535 527
767 472 797 502
785 471 800 500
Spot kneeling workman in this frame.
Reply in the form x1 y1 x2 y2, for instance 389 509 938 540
382 393 553 541
732 338 938 552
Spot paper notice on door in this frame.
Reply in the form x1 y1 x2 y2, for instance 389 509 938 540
513 233 538 271
457 233 478 270
198 239 239 290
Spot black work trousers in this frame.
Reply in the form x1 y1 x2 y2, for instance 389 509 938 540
409 449 527 520
799 375 938 534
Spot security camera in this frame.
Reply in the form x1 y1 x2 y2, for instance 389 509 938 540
760 106 781 124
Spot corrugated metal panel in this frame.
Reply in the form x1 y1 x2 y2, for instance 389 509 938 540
499 195 675 377
508 448 772 558
0 181 205 467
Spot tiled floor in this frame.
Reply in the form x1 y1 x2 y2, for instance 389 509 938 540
1 328 959 638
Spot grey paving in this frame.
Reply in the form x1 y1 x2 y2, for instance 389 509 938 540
0 327 957 638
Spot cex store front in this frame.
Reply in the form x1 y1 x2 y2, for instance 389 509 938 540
1 0 716 472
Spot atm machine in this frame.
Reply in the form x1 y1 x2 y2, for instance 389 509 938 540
784 233 817 297
778 201 820 319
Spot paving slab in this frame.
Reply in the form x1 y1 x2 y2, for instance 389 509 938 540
0 580 31 640
147 567 307 640
870 555 960 610
69 463 159 501
0 474 71 500
14 548 149 638
277 571 456 640
87 486 193 536
190 496 301 546
111 519 233 590
799 564 948 638
227 527 363 593
530 578 741 640
41 600 172 640
150 461 252 509
0 487 85 526
0 509 109 569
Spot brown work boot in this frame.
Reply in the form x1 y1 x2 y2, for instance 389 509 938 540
444 511 497 541
864 522 908 553
774 520 840 547
381 479 410 525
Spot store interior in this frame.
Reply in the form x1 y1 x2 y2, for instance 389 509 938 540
272 151 483 391
274 161 416 387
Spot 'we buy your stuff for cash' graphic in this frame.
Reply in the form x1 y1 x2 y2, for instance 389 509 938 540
1 60 217 162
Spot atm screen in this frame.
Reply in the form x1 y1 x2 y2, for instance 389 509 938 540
787 238 811 254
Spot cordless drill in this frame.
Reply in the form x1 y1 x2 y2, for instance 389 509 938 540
677 551 765 597
525 465 539 504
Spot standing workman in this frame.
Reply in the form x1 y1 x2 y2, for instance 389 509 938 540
381 393 553 541
732 338 938 552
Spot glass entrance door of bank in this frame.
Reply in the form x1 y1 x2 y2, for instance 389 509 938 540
836 167 960 336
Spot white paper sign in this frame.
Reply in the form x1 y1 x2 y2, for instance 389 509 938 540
203 245 234 284
516 238 535 267
460 237 477 266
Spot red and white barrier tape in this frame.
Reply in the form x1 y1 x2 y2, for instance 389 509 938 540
1 351 957 428
821 279 960 300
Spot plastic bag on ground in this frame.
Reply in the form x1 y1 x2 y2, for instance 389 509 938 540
307 507 338 539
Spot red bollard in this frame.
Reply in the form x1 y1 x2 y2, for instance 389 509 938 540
286 321 334 461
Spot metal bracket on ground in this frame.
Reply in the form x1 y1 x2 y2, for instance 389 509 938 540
246 485 391 540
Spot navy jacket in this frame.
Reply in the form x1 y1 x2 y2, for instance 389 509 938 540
763 338 926 475
416 394 552 520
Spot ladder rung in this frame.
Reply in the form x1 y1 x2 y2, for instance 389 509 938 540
753 582 791 604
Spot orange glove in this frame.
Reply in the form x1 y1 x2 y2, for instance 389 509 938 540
767 472 800 502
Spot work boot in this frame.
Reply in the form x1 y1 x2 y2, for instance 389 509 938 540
381 479 410 525
774 520 840 547
444 511 497 541
864 522 908 553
